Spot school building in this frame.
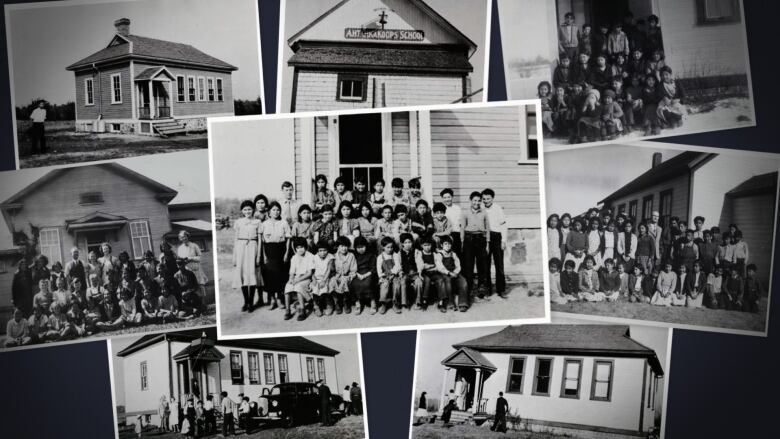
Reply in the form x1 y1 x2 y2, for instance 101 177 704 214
290 103 543 284
440 325 664 438
286 0 480 112
0 162 213 331
599 151 778 286
115 328 339 425
66 18 237 137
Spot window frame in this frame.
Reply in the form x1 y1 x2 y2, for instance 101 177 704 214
128 220 152 260
628 200 638 222
187 76 196 102
176 75 186 102
140 361 148 391
39 227 62 266
110 73 122 104
659 189 673 230
197 76 206 101
278 354 289 383
559 358 583 399
264 353 276 385
590 359 614 402
216 78 224 101
532 357 554 397
696 0 741 25
336 73 368 102
317 358 326 384
306 357 316 383
642 195 654 222
84 77 94 106
230 350 244 385
505 356 527 394
247 352 260 385
207 77 215 101
78 191 104 206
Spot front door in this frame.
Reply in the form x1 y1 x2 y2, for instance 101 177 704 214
154 82 171 118
337 113 384 190
454 368 476 411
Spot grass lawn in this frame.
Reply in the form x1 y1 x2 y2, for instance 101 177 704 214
16 120 207 168
119 414 365 439
551 296 768 333
214 229 546 336
412 422 565 439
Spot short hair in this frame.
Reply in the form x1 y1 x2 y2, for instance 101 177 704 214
660 65 672 74
354 236 369 249
499 391 504 396
747 263 757 272
604 258 614 266
374 178 386 187
420 236 434 247
291 237 308 250
564 12 574 19
564 260 575 269
432 202 446 214
584 255 596 265
549 258 562 269
394 204 408 215
240 200 255 211
703 230 712 238
335 236 351 248
315 174 328 184
381 204 394 214
334 176 346 187
315 240 330 251
408 178 421 189
440 188 454 197
415 199 429 208
221 391 228 397
399 233 414 244
439 235 453 245
321 204 333 213
481 188 495 198
253 194 268 205
391 177 404 188
694 216 705 224
354 176 366 185
281 181 293 189
380 236 395 249
469 191 482 200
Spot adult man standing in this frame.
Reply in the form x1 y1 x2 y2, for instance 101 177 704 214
220 391 236 436
647 211 663 266
490 391 510 433
64 247 86 297
316 379 332 426
350 382 363 415
29 101 47 154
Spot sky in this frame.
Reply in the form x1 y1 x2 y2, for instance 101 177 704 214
210 117 295 201
110 331 363 407
279 0 489 111
7 0 264 106
0 149 210 250
544 145 683 217
414 318 669 414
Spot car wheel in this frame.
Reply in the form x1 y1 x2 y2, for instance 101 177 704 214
283 412 296 429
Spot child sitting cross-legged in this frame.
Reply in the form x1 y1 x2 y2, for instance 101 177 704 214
435 235 469 312
578 255 604 302
599 258 621 302
157 281 180 323
559 259 580 302
376 237 402 315
651 263 677 306
284 237 315 321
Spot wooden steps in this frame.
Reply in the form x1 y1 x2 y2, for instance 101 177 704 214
153 119 187 137
447 410 473 424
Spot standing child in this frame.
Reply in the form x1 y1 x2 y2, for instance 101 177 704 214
291 204 316 251
617 220 638 273
262 201 292 310
278 182 301 227
577 23 592 57
482 189 507 298
376 237 402 314
461 191 491 299
332 236 357 314
432 202 452 248
743 264 762 313
548 259 564 305
435 236 469 312
416 237 442 309
547 214 563 261
586 218 603 270
644 15 663 55
564 219 587 271
570 55 590 92
624 74 644 130
284 237 315 321
312 175 335 218
410 200 435 244
592 24 609 60
351 237 377 315
351 177 369 209
651 263 676 306
398 233 422 312
635 223 656 274
440 189 463 255
705 266 723 309
311 240 336 316
233 200 263 313
389 178 411 210
697 230 718 274
408 178 424 207
558 12 579 62
686 262 706 308
607 22 630 59
657 66 686 129
641 74 662 135
374 205 395 252
313 206 339 251
732 230 749 278
369 179 387 217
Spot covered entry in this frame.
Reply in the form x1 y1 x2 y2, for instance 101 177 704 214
440 347 496 415
66 211 129 257
555 0 656 29
135 66 175 120
173 337 224 401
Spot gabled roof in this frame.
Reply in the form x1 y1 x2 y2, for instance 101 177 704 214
173 343 225 362
599 152 715 205
441 347 496 371
135 66 176 81
288 0 477 55
65 211 129 232
116 327 340 358
454 325 664 375
726 172 778 197
289 42 472 73
66 34 237 71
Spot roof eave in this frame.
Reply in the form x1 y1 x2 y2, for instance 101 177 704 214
68 54 237 72
289 62 472 74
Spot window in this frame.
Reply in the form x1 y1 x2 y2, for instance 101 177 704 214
659 190 673 230
317 358 326 384
140 361 148 390
188 77 196 102
84 78 94 106
207 78 215 101
197 77 205 101
337 73 367 101
0 259 6 274
590 360 614 401
642 195 654 222
697 0 741 24
247 352 260 384
230 351 244 384
110 73 122 104
39 228 62 266
264 353 276 384
338 113 384 190
216 78 224 101
617 204 626 216
628 200 638 222
278 355 289 383
176 76 185 102
79 191 104 205
560 359 582 398
533 358 553 396
505 357 526 393
110 123 121 132
306 357 316 383
129 220 152 259
524 106 539 162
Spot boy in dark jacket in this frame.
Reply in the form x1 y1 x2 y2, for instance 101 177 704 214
743 264 762 313
599 89 624 139
560 260 580 301
552 54 572 91
588 54 612 92
570 53 591 86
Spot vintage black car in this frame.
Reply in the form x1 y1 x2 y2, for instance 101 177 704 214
256 382 344 428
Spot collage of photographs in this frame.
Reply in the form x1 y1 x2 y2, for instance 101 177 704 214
0 0 767 438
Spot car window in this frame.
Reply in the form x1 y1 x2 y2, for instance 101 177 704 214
270 385 292 395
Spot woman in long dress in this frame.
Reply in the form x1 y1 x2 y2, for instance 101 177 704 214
98 242 120 287
233 200 263 312
177 230 208 298
169 396 179 432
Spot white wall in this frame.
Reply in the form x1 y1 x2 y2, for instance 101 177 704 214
122 342 171 418
478 352 646 432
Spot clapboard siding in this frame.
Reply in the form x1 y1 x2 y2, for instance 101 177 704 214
607 173 690 224
0 255 18 332
294 118 303 196
729 194 775 287
134 62 235 117
391 112 412 180
75 65 133 120
314 116 330 177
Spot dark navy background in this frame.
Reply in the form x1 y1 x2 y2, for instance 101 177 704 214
0 1 777 437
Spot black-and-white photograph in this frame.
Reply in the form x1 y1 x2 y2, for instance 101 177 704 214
497 0 754 147
545 142 778 335
0 150 216 350
110 327 366 438
209 101 547 338
277 0 489 113
5 0 265 169
410 319 669 439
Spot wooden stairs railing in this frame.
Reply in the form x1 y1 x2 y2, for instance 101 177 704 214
153 119 187 138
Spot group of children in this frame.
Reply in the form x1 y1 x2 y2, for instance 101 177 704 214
547 210 762 313
5 240 208 348
544 11 685 143
231 176 512 321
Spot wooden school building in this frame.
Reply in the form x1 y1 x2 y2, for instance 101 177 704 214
440 325 664 438
66 18 237 137
286 0 481 112
290 103 543 284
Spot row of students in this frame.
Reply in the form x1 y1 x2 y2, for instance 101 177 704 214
549 256 762 313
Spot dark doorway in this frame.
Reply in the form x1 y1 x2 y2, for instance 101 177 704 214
338 113 384 190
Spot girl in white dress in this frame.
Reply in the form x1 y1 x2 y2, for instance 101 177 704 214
232 200 263 312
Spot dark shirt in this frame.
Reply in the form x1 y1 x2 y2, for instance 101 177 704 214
495 397 509 416
560 270 580 295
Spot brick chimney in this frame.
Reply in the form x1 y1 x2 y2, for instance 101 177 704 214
114 18 131 36
651 152 662 168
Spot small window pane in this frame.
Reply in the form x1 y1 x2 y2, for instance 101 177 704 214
507 376 523 393
596 363 611 381
511 358 525 374
594 381 610 398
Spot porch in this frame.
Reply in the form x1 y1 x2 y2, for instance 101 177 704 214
173 336 224 402
135 66 174 121
439 347 497 417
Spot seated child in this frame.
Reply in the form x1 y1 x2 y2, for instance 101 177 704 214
98 283 119 330
179 288 204 320
415 237 442 310
617 263 629 299
335 201 359 244
369 179 387 217
51 275 72 312
722 268 744 310
551 85 570 136
140 287 162 324
5 308 32 347
351 177 369 210
398 233 423 312
312 174 335 217
27 306 49 343
46 302 78 341
83 295 104 335
624 74 644 130
332 177 353 212
600 89 624 140
641 74 662 136
284 237 315 321
627 265 646 303
118 282 143 326
331 236 357 314
538 81 555 134
705 266 723 309
588 54 611 92
559 259 580 302
742 264 762 313
552 55 571 91
599 258 621 302
686 262 706 309
157 282 180 323
435 236 469 312
651 263 677 306
356 201 378 250
376 237 402 315
374 205 395 251
549 258 569 305
311 240 336 316
350 236 377 315
577 88 602 143
408 178 424 207
570 53 590 86
579 256 604 302
410 200 434 244
389 178 411 209
671 264 688 307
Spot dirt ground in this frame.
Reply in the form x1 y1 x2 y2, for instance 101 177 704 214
216 231 545 336
119 414 365 439
16 120 207 168
412 422 565 439
551 297 768 333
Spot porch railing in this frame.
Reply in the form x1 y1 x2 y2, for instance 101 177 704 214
157 106 171 118
138 107 150 119
137 106 171 119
